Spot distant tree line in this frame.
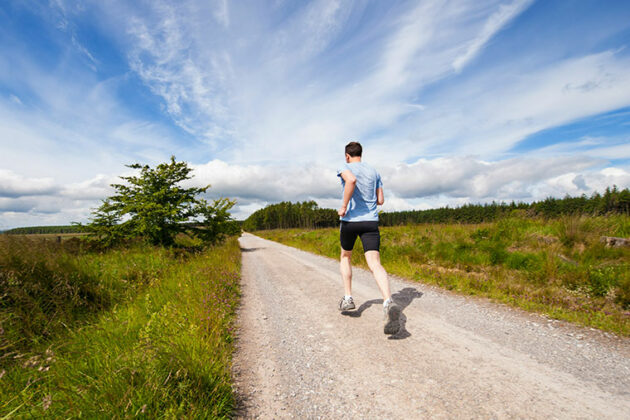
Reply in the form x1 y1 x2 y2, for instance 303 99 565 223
4 225 88 235
381 186 630 225
242 201 338 231
244 186 630 230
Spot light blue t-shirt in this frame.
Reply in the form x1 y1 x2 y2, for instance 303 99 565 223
337 161 383 222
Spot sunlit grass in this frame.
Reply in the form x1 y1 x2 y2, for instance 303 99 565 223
0 236 241 418
256 215 630 335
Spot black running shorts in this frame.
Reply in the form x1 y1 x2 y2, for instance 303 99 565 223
339 221 380 252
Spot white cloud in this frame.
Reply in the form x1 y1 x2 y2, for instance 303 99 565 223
124 0 236 147
61 174 117 200
192 155 629 218
378 49 630 162
0 170 58 198
452 0 534 72
104 0 537 164
382 155 603 200
213 0 230 28
189 160 340 202
532 135 630 160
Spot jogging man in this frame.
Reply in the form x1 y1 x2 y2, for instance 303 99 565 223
337 141 401 334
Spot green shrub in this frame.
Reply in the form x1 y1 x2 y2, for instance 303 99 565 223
470 228 490 242
588 266 618 297
487 243 508 265
554 215 586 248
506 252 540 271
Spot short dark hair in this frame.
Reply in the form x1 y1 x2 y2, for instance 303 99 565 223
345 141 362 157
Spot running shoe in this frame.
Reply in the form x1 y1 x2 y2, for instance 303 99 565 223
383 300 401 334
339 296 356 311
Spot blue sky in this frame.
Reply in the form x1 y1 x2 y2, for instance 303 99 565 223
1 0 630 228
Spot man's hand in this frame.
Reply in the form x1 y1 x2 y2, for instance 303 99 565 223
338 205 347 217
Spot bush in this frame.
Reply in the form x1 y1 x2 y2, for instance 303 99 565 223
554 215 586 248
470 228 490 242
588 266 618 297
506 252 540 271
484 243 508 265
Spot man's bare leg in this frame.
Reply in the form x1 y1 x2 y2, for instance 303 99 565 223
364 250 391 300
366 250 400 333
340 249 353 296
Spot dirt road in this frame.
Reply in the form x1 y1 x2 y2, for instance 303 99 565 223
232 233 630 419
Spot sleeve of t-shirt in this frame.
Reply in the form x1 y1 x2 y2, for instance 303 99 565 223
376 172 383 189
337 162 351 178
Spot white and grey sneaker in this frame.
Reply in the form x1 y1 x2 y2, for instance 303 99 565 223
339 296 356 311
383 299 401 334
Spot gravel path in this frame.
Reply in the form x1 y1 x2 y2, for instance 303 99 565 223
232 233 630 419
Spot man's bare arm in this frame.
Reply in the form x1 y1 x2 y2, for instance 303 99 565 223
338 170 356 217
377 187 384 205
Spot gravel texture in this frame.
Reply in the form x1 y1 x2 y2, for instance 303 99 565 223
232 233 630 419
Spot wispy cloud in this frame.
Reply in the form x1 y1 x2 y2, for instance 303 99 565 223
452 0 534 72
213 0 230 28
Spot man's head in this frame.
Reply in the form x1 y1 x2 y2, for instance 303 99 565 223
345 141 362 162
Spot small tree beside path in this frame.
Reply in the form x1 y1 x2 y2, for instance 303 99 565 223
86 156 238 247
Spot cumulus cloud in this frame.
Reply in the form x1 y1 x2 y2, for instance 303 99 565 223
188 156 629 219
189 160 340 202
384 155 600 199
1 154 628 228
0 170 58 198
61 174 117 200
0 170 113 228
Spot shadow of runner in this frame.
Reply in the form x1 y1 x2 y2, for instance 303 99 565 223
340 287 423 339
240 247 262 253
388 287 423 340
341 299 382 317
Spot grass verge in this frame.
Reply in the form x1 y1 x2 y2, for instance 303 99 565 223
0 237 240 418
255 216 630 336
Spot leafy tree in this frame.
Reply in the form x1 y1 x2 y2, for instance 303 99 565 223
86 156 238 246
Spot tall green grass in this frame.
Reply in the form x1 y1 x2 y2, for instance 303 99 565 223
256 215 630 335
0 236 240 418
0 236 171 361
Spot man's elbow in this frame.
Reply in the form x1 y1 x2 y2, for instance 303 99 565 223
347 177 357 185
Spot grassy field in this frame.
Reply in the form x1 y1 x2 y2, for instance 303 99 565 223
0 235 240 418
256 215 630 335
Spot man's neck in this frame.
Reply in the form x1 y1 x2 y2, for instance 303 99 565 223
347 157 361 163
